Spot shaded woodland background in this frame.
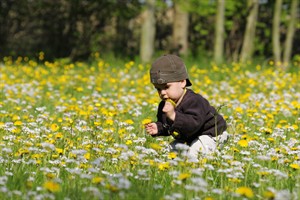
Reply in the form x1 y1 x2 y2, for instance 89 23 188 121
0 0 299 66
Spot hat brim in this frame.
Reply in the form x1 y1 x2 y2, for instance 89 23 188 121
186 79 192 87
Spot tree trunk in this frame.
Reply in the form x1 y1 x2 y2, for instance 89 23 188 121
214 0 225 65
283 0 298 67
239 0 259 63
172 2 189 56
140 0 156 63
272 0 282 64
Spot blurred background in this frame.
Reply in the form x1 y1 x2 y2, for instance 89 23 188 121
0 0 299 66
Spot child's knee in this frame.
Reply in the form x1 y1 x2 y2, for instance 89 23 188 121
189 135 217 157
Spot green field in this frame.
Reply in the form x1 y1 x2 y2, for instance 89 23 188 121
0 56 299 200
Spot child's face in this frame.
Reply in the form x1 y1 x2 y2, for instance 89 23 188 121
153 80 186 102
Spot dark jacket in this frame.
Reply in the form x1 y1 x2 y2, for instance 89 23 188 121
154 89 227 144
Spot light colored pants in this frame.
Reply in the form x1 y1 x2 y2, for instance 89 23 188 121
169 131 229 158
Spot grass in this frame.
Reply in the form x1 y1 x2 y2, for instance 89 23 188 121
0 54 299 199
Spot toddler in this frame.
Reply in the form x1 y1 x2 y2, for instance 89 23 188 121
145 54 228 158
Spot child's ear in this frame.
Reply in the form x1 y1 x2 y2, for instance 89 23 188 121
180 80 186 88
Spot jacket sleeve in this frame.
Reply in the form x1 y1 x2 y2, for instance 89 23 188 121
152 101 171 137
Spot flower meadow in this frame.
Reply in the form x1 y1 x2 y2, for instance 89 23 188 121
0 55 299 200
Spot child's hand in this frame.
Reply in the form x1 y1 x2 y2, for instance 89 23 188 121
163 100 176 121
145 123 158 135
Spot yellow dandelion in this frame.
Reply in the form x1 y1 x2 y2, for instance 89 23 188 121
158 162 170 170
199 158 208 165
69 152 76 159
105 119 114 126
168 152 177 159
12 115 20 121
290 163 300 170
94 121 101 126
142 118 152 125
292 124 299 130
92 177 104 184
235 107 243 113
291 101 300 109
0 122 4 129
76 87 83 92
18 148 29 156
106 184 119 192
43 181 61 193
52 154 59 159
84 152 91 160
149 143 162 151
235 186 254 198
50 123 59 132
55 132 63 139
124 119 134 125
264 128 272 134
148 159 155 166
279 120 287 124
79 163 88 169
172 131 180 137
126 140 133 145
14 120 22 126
272 156 278 161
35 160 42 165
238 139 248 147
228 178 241 183
118 128 126 135
178 173 191 180
257 171 270 176
46 173 56 179
241 134 248 139
66 118 73 124
79 110 88 116
263 190 275 199
56 148 63 155
166 99 176 107
31 153 42 160
15 106 22 111
12 128 21 134
130 155 138 165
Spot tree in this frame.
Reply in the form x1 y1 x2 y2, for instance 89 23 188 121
239 0 259 63
214 0 225 64
140 0 156 63
283 0 298 67
172 1 189 56
272 0 282 64
0 0 299 62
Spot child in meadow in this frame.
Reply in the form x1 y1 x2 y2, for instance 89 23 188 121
145 54 228 158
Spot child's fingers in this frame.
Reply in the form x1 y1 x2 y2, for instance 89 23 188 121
144 122 153 128
163 101 175 112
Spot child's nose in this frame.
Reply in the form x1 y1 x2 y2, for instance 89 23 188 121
160 89 167 95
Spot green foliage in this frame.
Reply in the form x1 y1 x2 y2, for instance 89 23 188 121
0 0 299 62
